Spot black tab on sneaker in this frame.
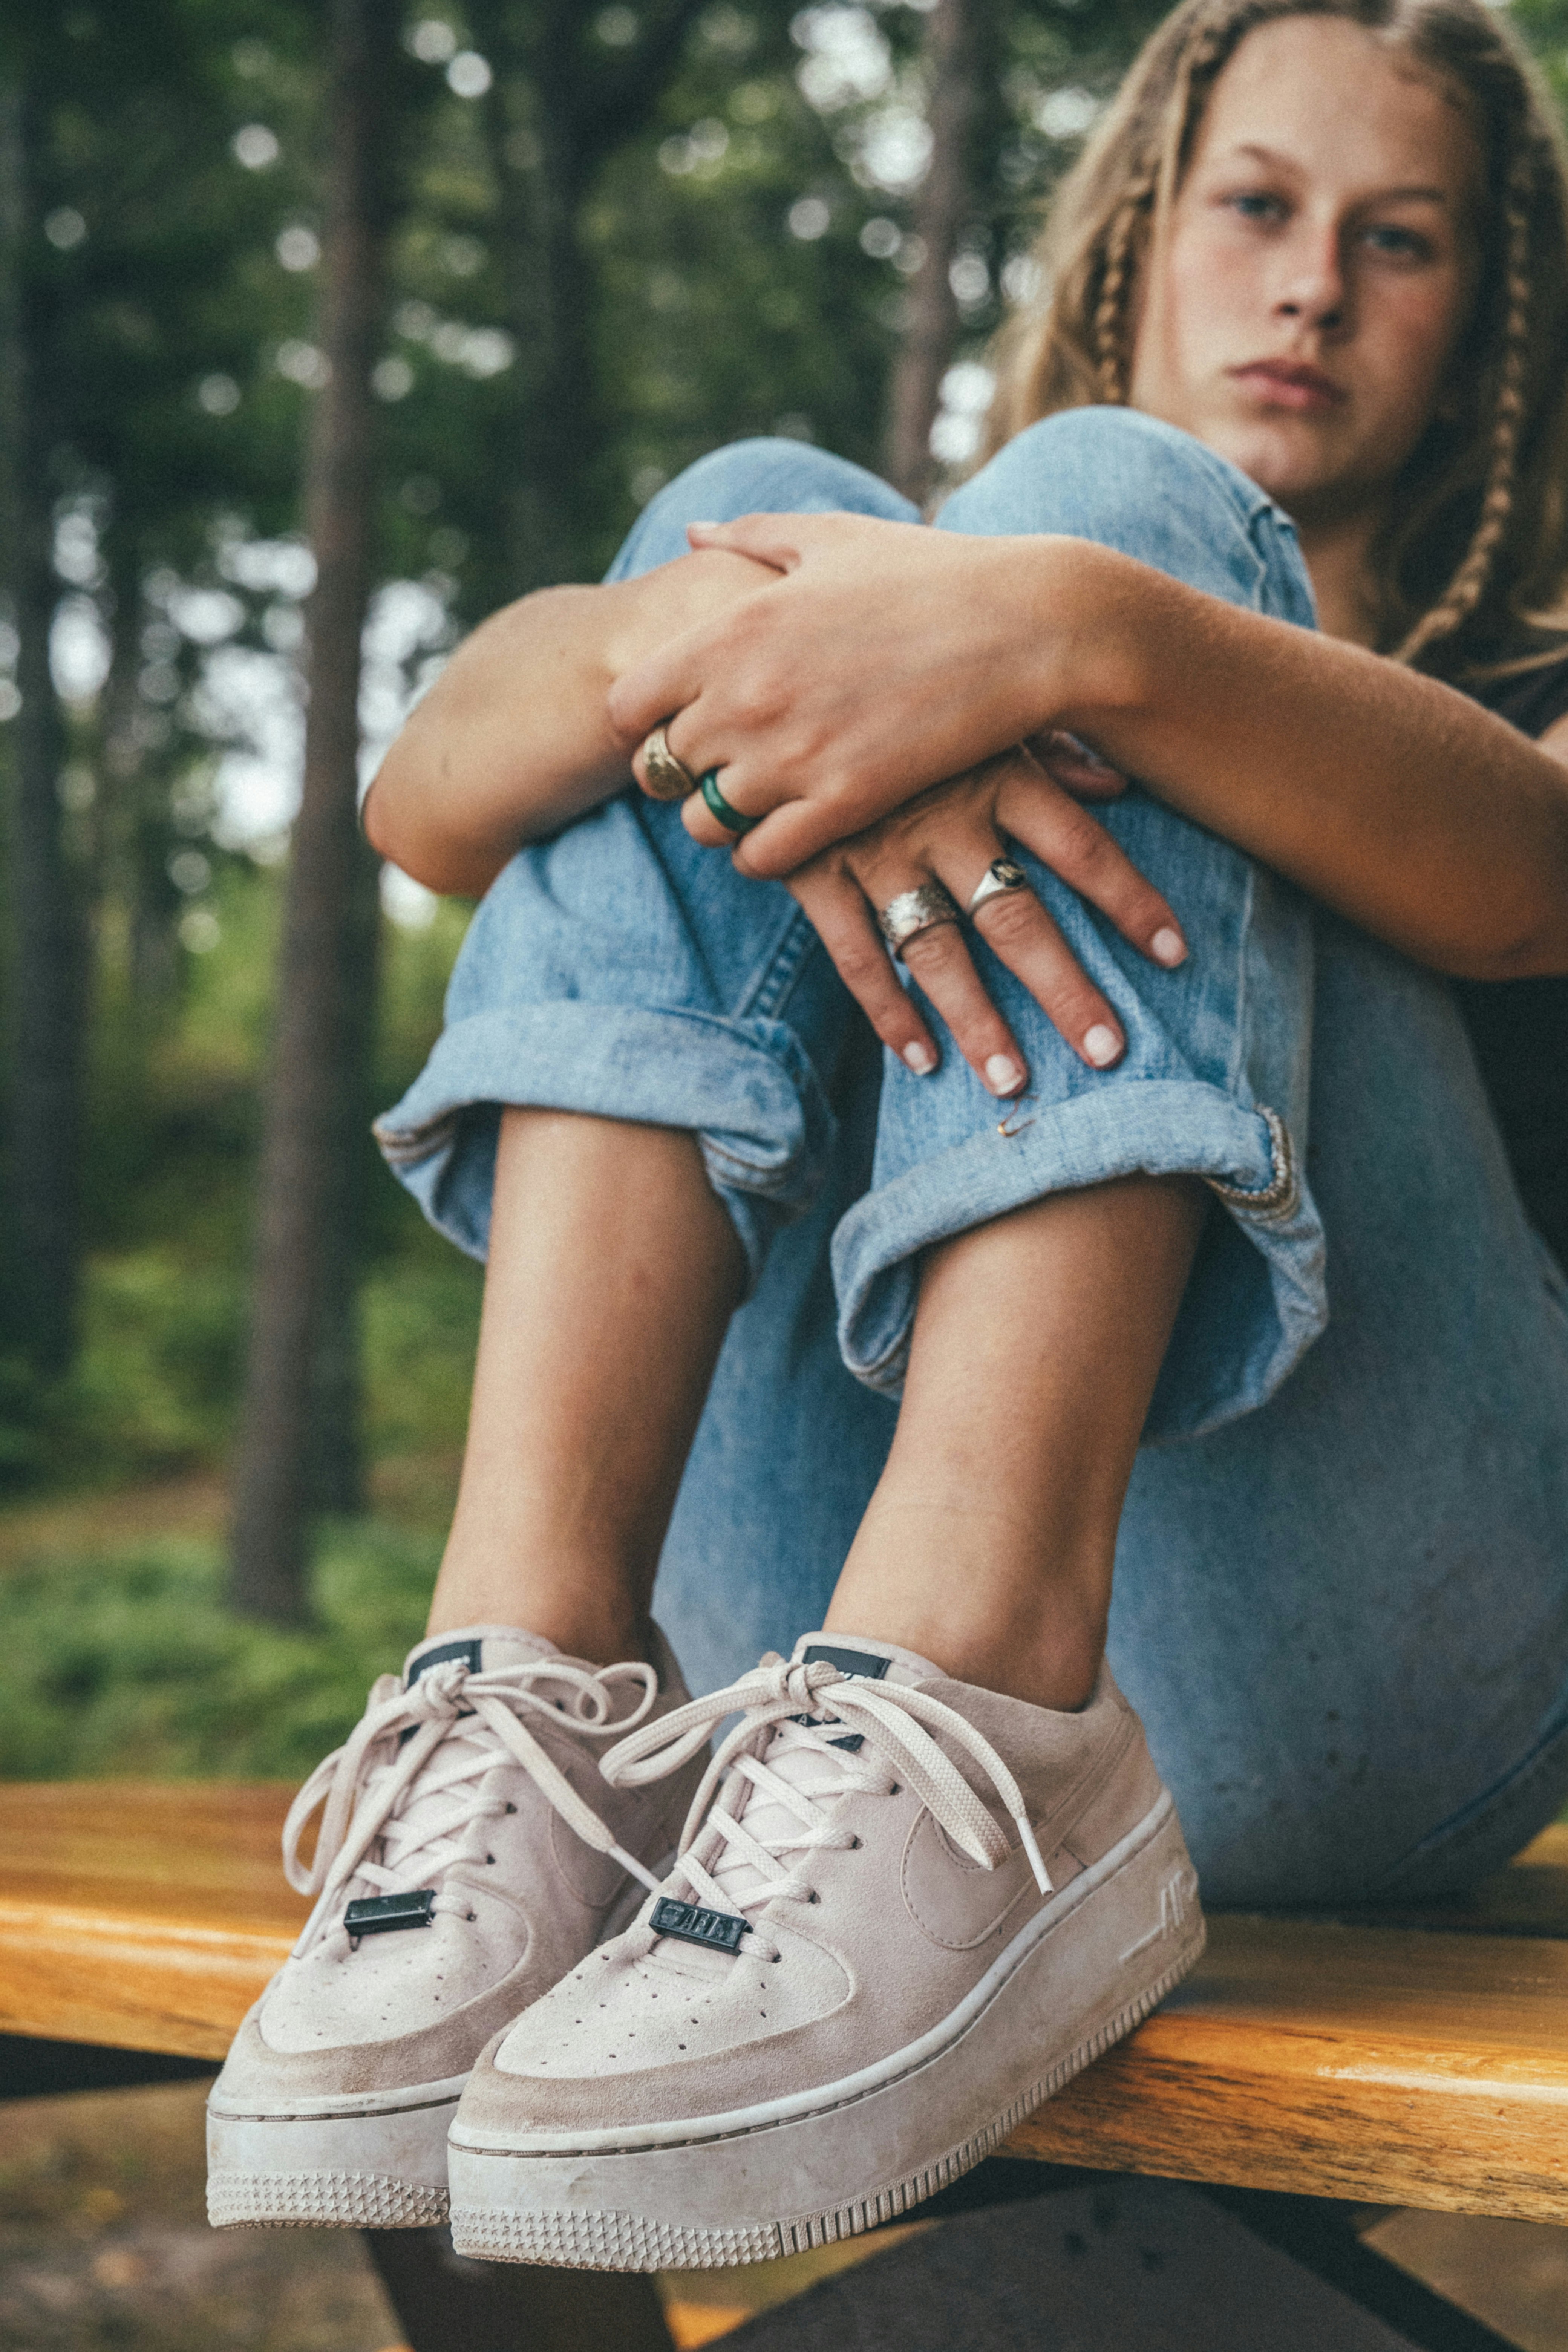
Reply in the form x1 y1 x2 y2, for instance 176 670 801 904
801 1643 891 1681
650 1897 750 1954
345 1890 437 1936
408 1637 483 1684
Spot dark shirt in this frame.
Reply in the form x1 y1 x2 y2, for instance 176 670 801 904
1449 654 1568 1272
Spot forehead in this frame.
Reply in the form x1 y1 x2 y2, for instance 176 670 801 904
1191 15 1484 204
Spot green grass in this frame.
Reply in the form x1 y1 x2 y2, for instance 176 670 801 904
0 1524 439 1781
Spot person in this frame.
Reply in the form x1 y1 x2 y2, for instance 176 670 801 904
207 0 1568 2272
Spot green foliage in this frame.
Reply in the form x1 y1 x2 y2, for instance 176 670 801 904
0 1525 437 1779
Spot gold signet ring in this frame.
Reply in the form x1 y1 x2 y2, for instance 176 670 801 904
641 725 698 802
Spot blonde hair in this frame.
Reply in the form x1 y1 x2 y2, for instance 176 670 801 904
983 0 1568 675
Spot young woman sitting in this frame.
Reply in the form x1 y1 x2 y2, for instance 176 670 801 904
208 0 1568 2270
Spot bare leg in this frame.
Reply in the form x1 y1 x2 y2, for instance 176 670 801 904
426 1107 745 1662
825 1175 1206 1711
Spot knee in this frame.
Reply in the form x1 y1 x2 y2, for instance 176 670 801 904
939 407 1315 625
648 438 917 530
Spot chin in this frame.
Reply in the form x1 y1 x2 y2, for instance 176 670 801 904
1204 420 1348 516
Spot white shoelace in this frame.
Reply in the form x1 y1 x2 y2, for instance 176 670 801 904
600 1655 1050 1963
283 1655 664 1956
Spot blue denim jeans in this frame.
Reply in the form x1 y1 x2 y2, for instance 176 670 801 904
377 410 1568 1907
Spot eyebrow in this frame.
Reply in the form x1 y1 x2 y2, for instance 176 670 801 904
1219 141 1454 204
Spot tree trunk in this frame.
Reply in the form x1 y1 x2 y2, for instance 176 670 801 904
882 0 982 504
0 81 81 1378
229 0 393 1621
473 1 603 595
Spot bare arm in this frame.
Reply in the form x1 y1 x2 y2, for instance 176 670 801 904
1078 552 1568 982
607 513 1568 982
363 548 775 896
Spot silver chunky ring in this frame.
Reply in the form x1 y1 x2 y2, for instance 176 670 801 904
877 881 962 958
966 858 1031 917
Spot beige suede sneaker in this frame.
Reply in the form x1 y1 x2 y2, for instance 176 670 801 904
446 1632 1203 2269
207 1622 703 2231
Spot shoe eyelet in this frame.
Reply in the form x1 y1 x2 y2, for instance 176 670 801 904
849 1836 862 1850
505 1801 518 1813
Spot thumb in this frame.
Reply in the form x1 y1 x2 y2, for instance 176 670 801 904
686 513 803 573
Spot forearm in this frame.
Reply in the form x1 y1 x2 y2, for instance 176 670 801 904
1055 544 1568 980
364 550 772 897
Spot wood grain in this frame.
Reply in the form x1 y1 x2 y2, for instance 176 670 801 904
4 1786 1568 2216
0 1783 306 2059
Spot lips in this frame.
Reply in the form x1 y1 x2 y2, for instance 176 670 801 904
1230 360 1347 411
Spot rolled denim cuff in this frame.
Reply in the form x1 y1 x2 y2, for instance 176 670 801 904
374 1005 836 1291
831 1078 1325 1441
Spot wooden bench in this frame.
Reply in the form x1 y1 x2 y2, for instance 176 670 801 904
4 1781 1565 2345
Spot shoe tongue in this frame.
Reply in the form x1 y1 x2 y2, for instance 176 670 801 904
694 1634 937 1922
789 1632 940 1688
403 1623 566 1688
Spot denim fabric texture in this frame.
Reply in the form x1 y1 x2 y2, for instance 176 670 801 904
375 411 1568 1906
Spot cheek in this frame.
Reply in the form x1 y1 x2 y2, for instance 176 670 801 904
1366 287 1467 436
1136 235 1254 407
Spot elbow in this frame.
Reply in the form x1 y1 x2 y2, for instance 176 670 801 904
1438 907 1568 982
361 763 441 890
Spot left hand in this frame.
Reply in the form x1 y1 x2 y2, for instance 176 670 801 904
785 747 1186 1092
607 510 1114 876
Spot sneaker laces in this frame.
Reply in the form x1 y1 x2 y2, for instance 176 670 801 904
283 1655 665 1955
600 1654 1050 1963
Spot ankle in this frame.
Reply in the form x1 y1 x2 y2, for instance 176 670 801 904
823 1608 1103 1712
426 1555 653 1669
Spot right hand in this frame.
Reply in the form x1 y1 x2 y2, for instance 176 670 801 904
785 745 1187 1095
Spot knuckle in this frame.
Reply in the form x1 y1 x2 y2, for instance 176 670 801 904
834 945 890 991
900 922 965 969
974 890 1046 949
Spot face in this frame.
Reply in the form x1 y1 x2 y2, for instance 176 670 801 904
1128 15 1484 528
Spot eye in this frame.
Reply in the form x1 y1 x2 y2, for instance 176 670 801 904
1225 190 1288 226
1362 223 1434 263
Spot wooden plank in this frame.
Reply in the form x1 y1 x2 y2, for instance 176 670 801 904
5 1785 1568 2218
0 1783 306 2058
1005 1905 1568 2220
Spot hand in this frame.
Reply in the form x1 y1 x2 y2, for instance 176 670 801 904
785 749 1186 1092
606 511 1114 876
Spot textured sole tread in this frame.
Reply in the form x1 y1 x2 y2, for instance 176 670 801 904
449 1922 1205 2269
208 2169 450 2230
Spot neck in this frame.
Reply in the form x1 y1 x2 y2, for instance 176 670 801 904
1291 506 1384 647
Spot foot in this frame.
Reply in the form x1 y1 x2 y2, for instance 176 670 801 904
207 1622 704 2230
446 1632 1204 2269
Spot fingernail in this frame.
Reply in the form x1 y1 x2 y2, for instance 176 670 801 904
687 520 719 531
1083 1025 1122 1067
903 1042 937 1075
985 1054 1026 1095
1151 926 1187 968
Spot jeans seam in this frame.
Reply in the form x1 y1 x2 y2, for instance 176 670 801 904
1204 1106 1300 1223
740 903 821 1024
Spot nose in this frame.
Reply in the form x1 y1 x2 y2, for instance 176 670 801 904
1274 227 1348 331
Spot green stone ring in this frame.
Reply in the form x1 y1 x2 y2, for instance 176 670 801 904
699 770 761 835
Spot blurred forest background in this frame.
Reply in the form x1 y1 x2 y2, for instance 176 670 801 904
3 0 1566 1781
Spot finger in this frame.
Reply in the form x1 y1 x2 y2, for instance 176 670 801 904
685 514 804 572
680 767 769 848
998 767 1188 971
787 868 940 1077
965 877 1127 1071
855 884 1027 1097
608 637 713 747
1024 730 1128 803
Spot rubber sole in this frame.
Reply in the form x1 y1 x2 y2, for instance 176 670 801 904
447 1792 1203 2269
206 2075 465 2229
